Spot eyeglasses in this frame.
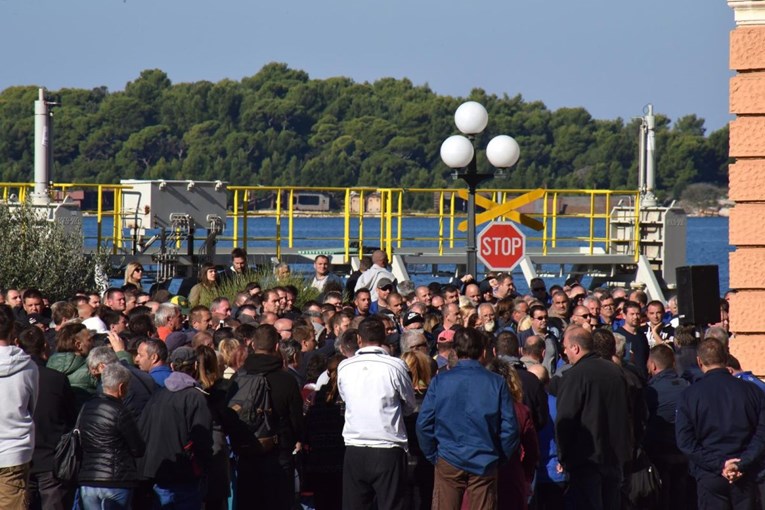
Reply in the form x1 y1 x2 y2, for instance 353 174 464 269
572 294 585 301
134 268 143 273
379 285 394 292
575 313 592 319
410 343 428 350
533 316 548 321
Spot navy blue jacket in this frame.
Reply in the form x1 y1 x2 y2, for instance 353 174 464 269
644 368 688 451
676 368 765 477
416 359 519 476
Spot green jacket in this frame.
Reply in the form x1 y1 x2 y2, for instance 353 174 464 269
47 352 94 392
47 350 134 408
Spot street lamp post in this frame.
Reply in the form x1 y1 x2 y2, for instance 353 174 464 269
440 101 520 278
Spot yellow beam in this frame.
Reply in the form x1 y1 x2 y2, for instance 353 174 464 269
457 188 546 231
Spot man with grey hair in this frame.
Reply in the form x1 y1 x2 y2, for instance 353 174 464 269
400 330 428 355
704 326 729 349
87 343 157 418
76 362 144 508
397 281 416 304
477 302 497 334
155 303 186 350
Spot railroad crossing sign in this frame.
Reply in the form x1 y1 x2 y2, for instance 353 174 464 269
457 188 545 232
477 221 526 272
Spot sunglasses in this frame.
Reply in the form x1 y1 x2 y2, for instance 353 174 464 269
576 313 592 319
379 285 394 291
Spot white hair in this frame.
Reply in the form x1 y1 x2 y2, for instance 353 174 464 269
101 362 131 391
87 345 118 370
155 303 180 327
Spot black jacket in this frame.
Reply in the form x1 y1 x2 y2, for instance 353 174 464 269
30 358 77 474
96 361 157 420
555 352 632 472
77 394 145 487
497 355 549 431
138 372 213 484
228 353 305 453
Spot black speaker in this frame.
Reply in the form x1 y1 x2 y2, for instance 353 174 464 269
675 265 721 326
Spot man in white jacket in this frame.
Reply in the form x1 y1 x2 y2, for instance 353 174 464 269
0 304 39 508
354 250 395 303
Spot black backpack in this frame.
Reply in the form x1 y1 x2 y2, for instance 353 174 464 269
228 371 279 454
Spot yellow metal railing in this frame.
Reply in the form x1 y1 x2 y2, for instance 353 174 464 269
0 182 132 253
0 183 641 264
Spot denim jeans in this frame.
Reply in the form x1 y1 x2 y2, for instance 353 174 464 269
153 482 202 510
79 486 132 510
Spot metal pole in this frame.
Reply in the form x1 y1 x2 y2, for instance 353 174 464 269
642 104 657 207
466 150 478 278
32 88 50 205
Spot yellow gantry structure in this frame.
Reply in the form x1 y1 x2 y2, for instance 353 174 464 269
0 182 642 264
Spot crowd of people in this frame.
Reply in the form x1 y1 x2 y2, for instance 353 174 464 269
0 246 763 510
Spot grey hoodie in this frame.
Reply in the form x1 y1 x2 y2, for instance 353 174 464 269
0 345 38 468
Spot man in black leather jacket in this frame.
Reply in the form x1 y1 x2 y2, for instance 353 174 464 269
77 362 145 508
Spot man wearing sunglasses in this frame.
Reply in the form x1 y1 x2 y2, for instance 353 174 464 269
520 304 562 375
570 305 598 332
373 278 396 314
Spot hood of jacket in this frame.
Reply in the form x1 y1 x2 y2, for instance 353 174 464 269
46 351 85 376
243 352 283 374
164 371 200 392
0 345 33 377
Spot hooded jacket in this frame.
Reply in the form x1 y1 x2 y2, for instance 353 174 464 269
138 371 212 483
0 345 39 468
46 351 95 406
233 353 304 453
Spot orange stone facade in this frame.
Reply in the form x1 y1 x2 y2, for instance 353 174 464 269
728 1 765 374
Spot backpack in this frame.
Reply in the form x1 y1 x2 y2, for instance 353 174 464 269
228 371 279 454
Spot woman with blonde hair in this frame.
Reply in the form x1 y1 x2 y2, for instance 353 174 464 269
217 338 240 380
401 350 431 395
401 349 434 509
188 262 219 307
123 261 143 289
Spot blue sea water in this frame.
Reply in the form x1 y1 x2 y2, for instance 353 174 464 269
87 215 732 293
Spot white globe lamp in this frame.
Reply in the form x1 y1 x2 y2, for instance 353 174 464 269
440 135 475 169
454 101 489 135
486 135 521 168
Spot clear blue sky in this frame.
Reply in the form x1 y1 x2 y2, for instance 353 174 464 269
1 0 733 131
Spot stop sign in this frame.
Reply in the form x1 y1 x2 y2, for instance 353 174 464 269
477 221 526 272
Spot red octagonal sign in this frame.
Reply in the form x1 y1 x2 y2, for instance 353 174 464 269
477 221 526 272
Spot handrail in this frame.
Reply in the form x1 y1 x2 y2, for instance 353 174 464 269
0 182 642 265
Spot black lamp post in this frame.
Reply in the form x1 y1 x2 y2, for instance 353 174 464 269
440 101 520 278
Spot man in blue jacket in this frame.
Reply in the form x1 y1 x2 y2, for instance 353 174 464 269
417 328 519 510
676 338 765 509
